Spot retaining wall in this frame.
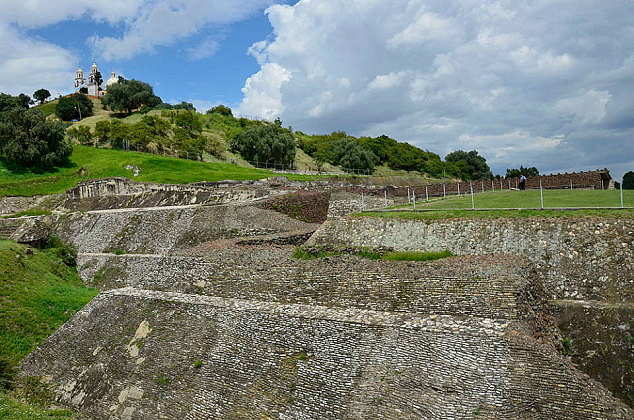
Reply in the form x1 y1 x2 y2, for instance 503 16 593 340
307 216 634 302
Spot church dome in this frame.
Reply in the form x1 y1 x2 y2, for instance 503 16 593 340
106 72 119 87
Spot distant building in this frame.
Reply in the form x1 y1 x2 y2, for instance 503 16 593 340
74 62 120 97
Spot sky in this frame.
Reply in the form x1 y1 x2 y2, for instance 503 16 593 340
0 0 633 180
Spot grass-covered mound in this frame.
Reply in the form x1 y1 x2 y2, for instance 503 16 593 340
0 239 98 418
0 145 319 197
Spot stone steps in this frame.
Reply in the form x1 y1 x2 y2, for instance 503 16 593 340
78 252 529 320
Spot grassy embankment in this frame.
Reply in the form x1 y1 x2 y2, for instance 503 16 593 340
361 189 634 220
0 145 327 197
293 247 453 262
0 240 98 419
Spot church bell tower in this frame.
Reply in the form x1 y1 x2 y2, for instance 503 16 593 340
75 68 85 89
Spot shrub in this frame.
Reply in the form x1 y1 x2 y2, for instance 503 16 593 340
0 108 71 168
207 105 233 117
42 235 77 267
623 171 634 190
229 122 296 166
66 125 93 145
55 94 93 121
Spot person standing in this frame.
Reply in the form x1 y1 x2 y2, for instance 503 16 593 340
519 175 527 190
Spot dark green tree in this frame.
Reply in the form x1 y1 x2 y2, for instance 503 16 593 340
0 108 71 168
55 94 93 121
623 171 634 190
102 79 162 114
331 138 377 173
207 105 233 117
445 150 493 180
0 93 29 112
33 89 51 105
230 123 296 166
506 166 539 178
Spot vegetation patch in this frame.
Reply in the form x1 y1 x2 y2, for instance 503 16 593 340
2 209 52 219
0 239 97 417
294 246 453 262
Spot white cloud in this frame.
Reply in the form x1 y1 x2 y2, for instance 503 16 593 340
0 24 76 96
93 0 280 61
555 90 612 126
239 0 634 175
1 0 144 27
186 37 222 61
238 63 291 120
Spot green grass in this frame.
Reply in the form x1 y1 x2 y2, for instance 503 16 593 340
293 247 454 262
402 189 634 209
33 101 58 117
0 240 98 418
369 189 634 220
2 209 52 219
0 145 324 197
0 393 75 420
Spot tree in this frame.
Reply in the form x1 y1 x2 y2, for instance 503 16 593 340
55 94 93 121
102 79 162 114
506 166 540 178
94 120 112 145
0 108 71 168
33 89 51 105
623 171 634 190
445 150 493 180
208 105 233 117
229 123 296 166
331 138 377 173
0 93 29 112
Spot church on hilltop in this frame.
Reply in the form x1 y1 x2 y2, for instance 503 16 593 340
74 62 120 97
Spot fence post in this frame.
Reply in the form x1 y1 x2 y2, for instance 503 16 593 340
540 180 544 209
425 185 429 202
481 180 484 193
570 180 573 190
457 183 461 196
413 189 416 210
500 180 503 190
491 180 494 191
508 179 511 189
443 184 446 198
384 190 388 207
621 182 624 208
470 183 475 210
407 187 411 203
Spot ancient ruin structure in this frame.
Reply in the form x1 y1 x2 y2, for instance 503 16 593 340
0 178 631 419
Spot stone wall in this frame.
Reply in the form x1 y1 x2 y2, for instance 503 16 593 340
21 288 632 419
307 216 634 302
78 253 530 320
54 204 319 255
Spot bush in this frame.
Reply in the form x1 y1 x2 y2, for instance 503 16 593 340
331 138 377 173
55 94 93 121
102 79 162 114
229 122 296 166
66 125 93 145
42 235 77 267
0 108 71 168
623 171 634 190
207 105 233 117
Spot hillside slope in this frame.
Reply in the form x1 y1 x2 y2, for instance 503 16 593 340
0 239 98 419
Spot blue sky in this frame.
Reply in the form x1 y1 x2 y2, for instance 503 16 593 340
0 0 633 179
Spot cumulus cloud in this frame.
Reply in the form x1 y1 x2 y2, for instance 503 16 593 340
239 0 634 178
0 24 76 96
92 0 280 61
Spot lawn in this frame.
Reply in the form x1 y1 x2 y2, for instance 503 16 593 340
361 189 634 220
0 239 98 418
0 145 321 197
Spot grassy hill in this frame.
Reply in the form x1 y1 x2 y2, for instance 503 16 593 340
0 239 98 419
0 145 326 197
